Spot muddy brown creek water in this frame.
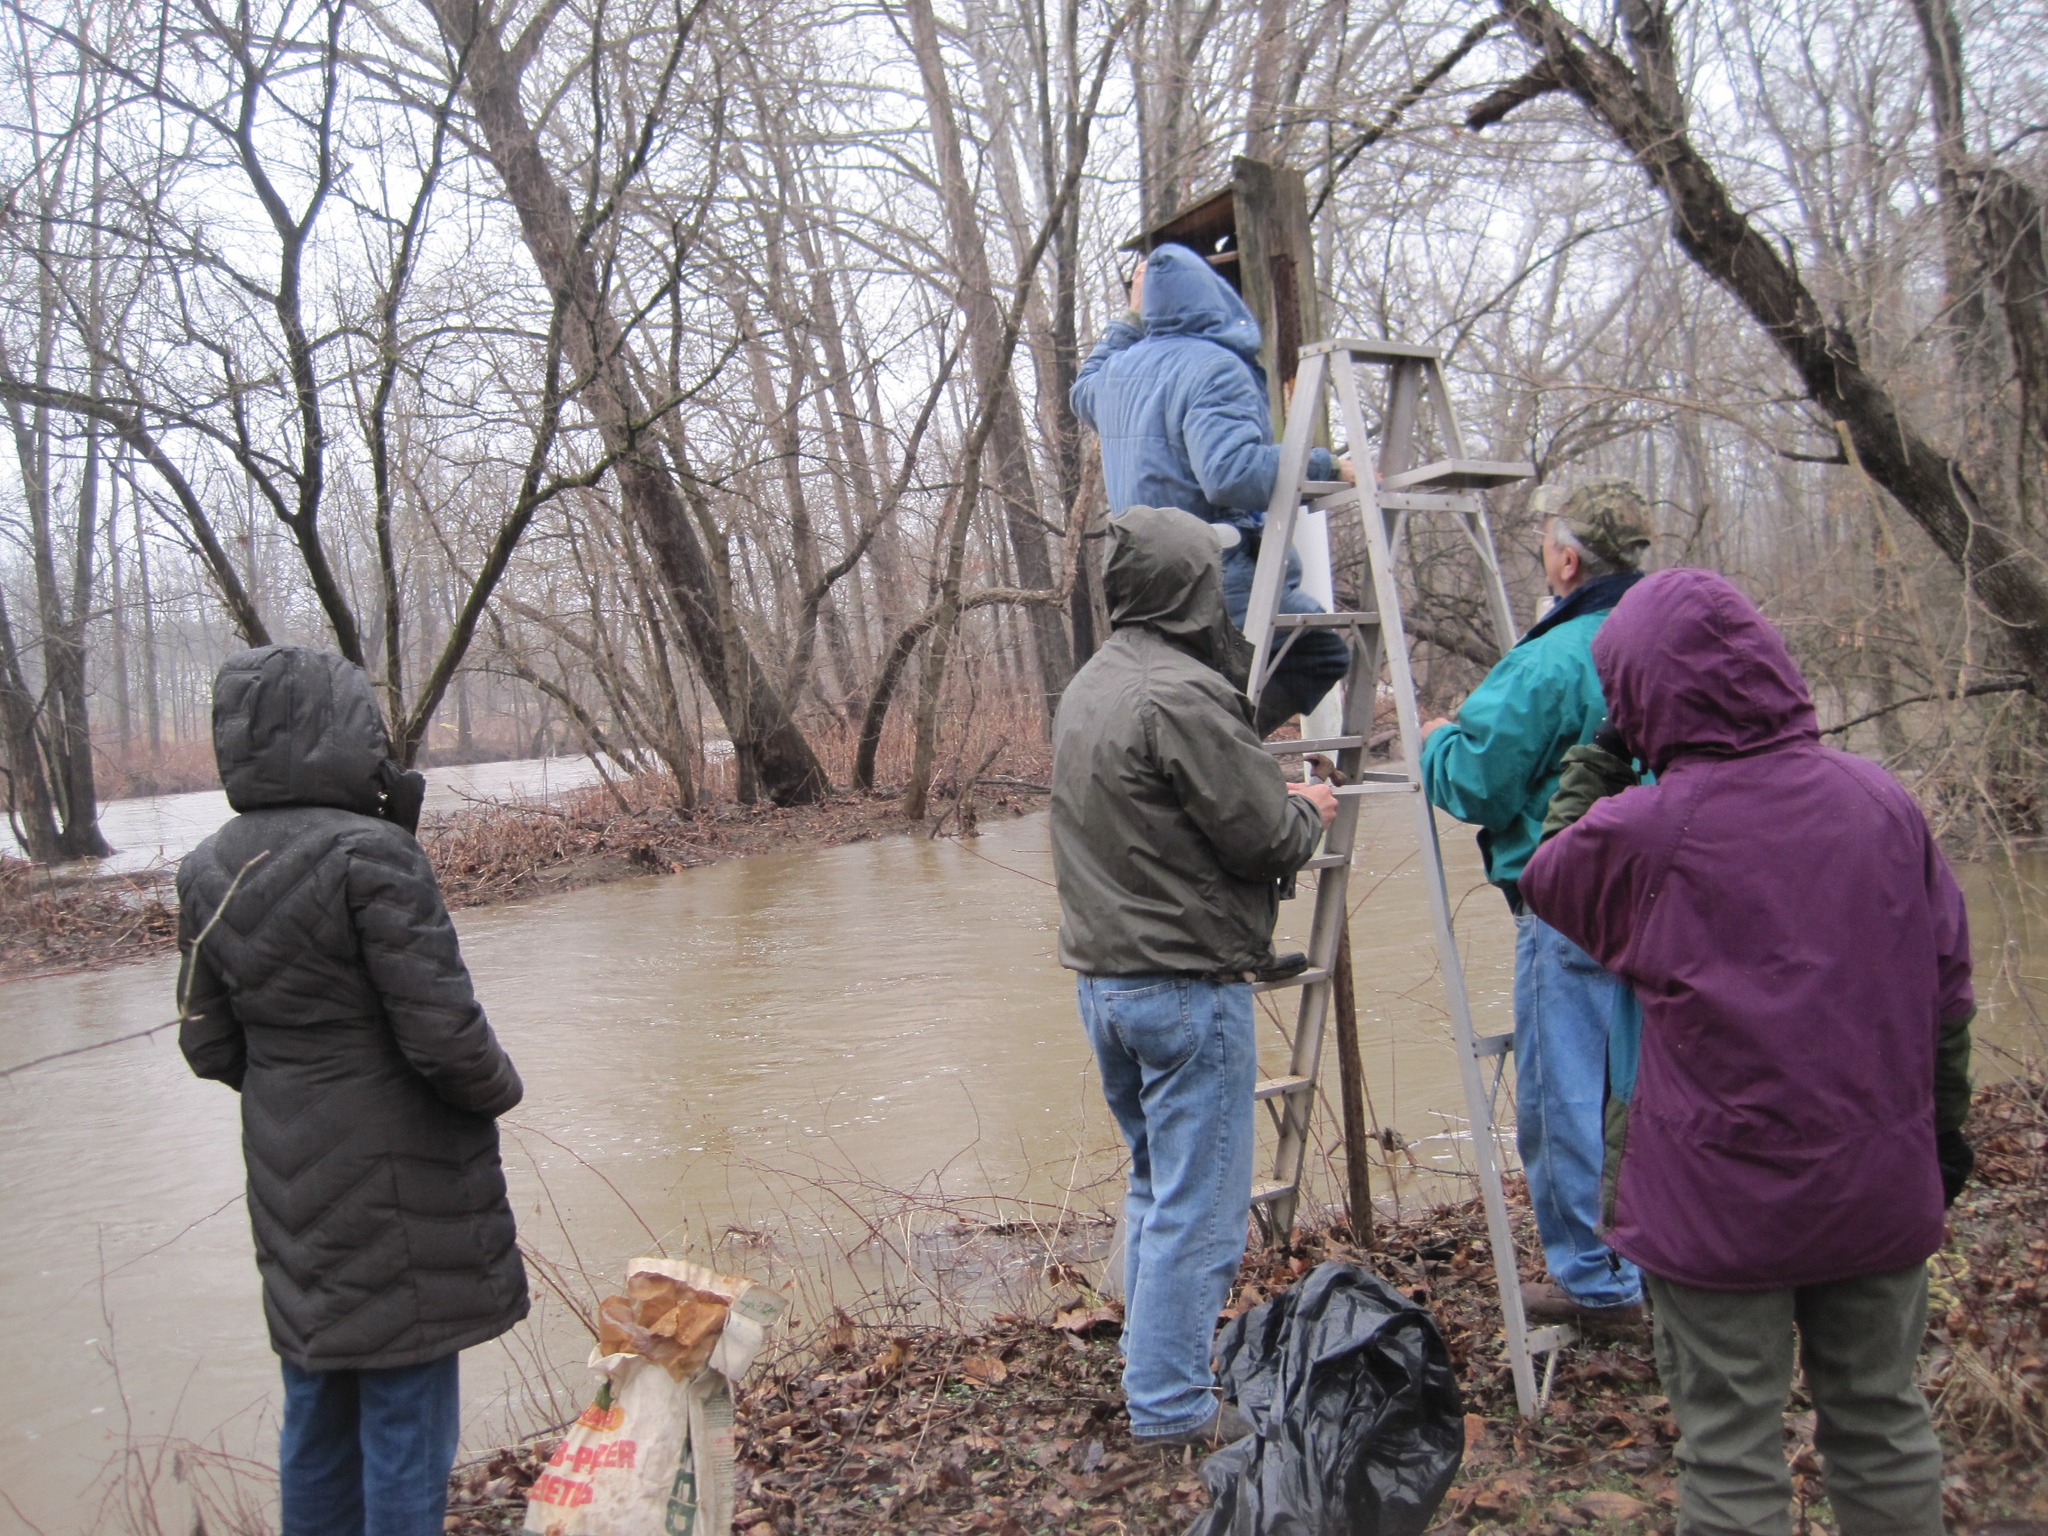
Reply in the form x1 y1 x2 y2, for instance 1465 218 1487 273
3 802 2042 1530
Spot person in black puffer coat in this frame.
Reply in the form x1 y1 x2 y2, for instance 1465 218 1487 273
177 646 527 1536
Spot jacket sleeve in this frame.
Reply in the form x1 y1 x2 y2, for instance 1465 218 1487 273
1924 825 1975 1131
345 830 524 1118
1181 354 1291 513
1541 738 1638 841
1070 315 1143 431
1519 791 1656 975
1420 649 1562 832
176 884 245 1091
1146 678 1324 881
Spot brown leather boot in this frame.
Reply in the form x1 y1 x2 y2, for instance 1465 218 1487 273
1521 1280 1644 1328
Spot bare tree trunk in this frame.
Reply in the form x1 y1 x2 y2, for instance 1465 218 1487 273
423 0 829 804
623 520 698 808
1476 0 2048 696
106 466 131 755
130 476 161 758
902 0 1074 723
52 420 110 855
0 585 61 861
1131 0 1223 224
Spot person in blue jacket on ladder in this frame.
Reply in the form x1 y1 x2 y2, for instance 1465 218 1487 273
1072 243 1355 735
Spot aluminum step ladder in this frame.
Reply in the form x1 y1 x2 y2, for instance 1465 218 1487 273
1240 337 1567 1417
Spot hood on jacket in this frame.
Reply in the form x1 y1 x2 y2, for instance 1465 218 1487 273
1141 244 1263 366
1105 504 1246 678
1594 568 1818 775
213 646 396 817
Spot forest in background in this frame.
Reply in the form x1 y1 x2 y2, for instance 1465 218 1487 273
1 0 2044 862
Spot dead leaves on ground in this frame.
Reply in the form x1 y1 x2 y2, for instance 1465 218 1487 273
440 1077 2048 1535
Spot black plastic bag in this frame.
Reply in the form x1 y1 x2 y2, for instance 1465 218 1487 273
1186 1261 1464 1536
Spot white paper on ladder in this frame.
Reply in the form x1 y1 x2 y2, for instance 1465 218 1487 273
1290 506 1345 751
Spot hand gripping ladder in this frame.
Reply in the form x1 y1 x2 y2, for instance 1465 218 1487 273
1240 338 1568 1417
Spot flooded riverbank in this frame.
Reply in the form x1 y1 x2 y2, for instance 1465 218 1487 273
2 803 2041 1530
0 755 616 876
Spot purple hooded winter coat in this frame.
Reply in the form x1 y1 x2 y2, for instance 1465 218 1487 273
1520 569 1973 1291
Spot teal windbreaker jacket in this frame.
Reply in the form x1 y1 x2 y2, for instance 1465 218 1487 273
1419 573 1639 886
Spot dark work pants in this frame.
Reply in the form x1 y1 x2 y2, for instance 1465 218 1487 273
279 1354 461 1536
1219 542 1350 726
1646 1266 1943 1536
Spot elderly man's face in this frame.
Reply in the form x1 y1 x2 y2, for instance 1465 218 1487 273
1542 520 1582 597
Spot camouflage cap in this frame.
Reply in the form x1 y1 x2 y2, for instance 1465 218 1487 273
1534 480 1653 569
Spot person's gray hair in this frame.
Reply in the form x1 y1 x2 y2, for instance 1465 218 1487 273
1548 515 1634 578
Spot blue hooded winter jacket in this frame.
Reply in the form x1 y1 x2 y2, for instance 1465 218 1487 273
1070 244 1333 534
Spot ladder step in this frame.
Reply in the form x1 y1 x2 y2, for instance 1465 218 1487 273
1300 852 1349 870
1334 781 1416 797
1251 967 1329 994
1263 736 1366 755
1378 491 1481 515
1253 1074 1315 1101
1527 1325 1572 1355
1477 1031 1513 1058
1250 1181 1296 1205
1380 458 1534 492
1271 610 1377 630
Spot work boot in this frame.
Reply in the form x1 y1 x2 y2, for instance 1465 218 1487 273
1139 1400 1254 1450
1253 951 1310 984
1520 1280 1644 1329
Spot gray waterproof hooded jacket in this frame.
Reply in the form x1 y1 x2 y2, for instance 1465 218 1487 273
1051 505 1324 974
177 647 528 1371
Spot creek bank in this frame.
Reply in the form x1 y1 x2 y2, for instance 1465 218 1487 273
448 1072 2048 1535
0 772 1049 981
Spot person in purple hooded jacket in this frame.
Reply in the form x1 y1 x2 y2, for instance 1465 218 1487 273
1520 568 1973 1536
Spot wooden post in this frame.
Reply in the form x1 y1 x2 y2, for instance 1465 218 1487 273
1331 920 1373 1243
1123 157 1323 435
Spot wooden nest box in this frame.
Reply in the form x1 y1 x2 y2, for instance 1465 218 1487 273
1124 157 1321 434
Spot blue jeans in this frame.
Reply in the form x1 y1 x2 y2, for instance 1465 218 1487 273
1513 913 1643 1308
1077 973 1255 1437
280 1354 461 1536
1220 542 1350 721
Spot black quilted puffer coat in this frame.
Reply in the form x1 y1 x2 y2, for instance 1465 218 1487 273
177 646 528 1371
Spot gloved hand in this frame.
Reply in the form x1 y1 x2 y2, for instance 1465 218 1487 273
1591 723 1634 761
1541 722 1641 841
1936 1127 1974 1207
376 759 428 836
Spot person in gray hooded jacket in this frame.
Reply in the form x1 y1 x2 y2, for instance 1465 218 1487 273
177 646 526 1536
1051 505 1334 1448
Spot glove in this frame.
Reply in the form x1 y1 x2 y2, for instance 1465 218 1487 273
1936 1127 1974 1207
376 759 428 836
1541 726 1640 841
1591 723 1634 762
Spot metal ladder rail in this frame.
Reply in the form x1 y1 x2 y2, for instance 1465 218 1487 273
1238 339 1567 1418
1327 345 1565 1419
1248 590 1385 1231
1236 348 1368 1244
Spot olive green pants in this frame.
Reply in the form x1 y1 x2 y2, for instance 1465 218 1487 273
1646 1265 1944 1536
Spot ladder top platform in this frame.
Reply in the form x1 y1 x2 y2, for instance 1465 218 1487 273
1304 337 1440 361
1381 458 1535 492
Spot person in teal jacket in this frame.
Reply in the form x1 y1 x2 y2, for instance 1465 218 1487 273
1420 481 1652 1324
